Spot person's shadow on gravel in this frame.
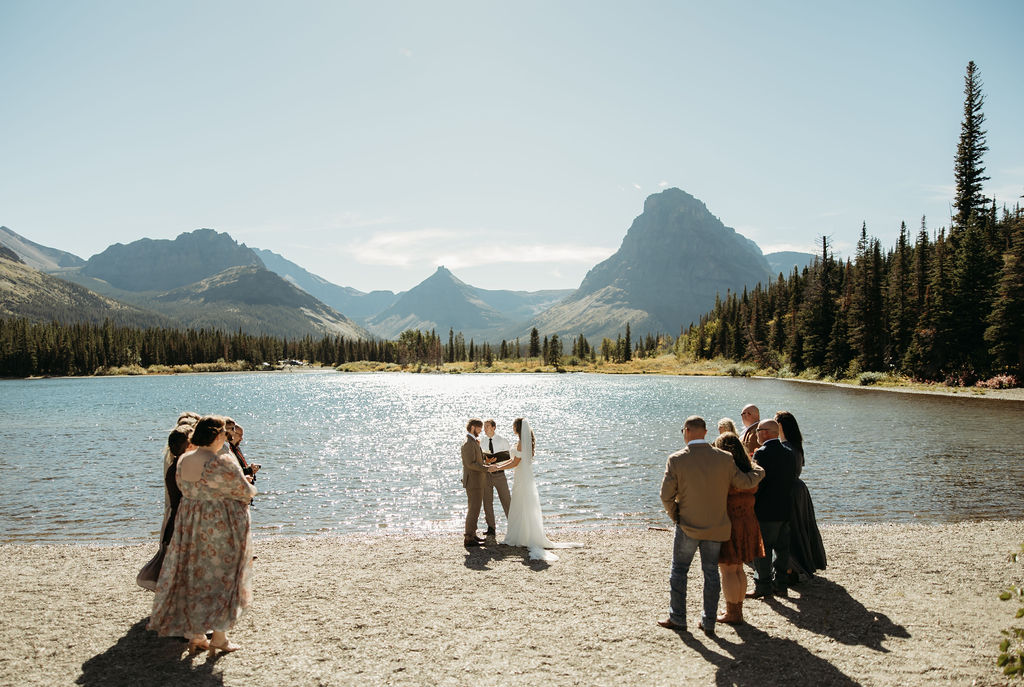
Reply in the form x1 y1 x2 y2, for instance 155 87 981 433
673 622 861 686
765 576 910 651
463 543 553 571
463 542 513 571
76 618 224 687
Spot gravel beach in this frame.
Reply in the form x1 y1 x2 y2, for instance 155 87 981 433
1 521 1022 686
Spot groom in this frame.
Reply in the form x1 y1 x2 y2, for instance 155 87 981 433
461 419 489 547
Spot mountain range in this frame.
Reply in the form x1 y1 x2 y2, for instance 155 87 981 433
0 189 814 343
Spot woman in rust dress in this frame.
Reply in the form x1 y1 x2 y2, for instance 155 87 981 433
713 431 764 625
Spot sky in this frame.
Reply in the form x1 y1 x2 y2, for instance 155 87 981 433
2 1 1023 293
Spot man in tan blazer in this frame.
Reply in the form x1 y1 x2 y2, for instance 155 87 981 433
658 415 765 635
461 419 488 547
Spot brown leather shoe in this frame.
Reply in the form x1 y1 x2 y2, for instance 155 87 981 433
657 618 686 631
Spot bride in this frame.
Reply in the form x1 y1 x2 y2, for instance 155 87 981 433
488 418 582 561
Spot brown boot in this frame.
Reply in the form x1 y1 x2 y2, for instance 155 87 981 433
716 601 745 625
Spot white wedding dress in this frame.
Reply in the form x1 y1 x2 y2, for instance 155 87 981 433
502 419 582 561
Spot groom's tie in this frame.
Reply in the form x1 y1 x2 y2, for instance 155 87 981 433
489 438 494 454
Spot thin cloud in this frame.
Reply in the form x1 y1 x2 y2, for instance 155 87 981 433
349 229 459 266
632 183 642 191
349 229 615 269
400 48 414 58
658 181 669 188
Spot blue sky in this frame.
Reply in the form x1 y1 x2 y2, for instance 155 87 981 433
2 1 1022 292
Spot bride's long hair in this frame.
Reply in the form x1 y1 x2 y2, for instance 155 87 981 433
512 417 536 454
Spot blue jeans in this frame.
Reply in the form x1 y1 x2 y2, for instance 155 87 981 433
753 520 791 593
668 526 722 630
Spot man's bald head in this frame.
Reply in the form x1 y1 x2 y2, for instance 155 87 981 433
756 419 779 441
741 404 760 426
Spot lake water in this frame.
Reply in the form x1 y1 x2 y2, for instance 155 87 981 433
1 370 1022 544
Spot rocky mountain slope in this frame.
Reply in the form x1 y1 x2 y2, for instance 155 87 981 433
526 188 773 340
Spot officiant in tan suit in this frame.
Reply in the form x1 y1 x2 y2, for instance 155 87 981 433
461 419 488 547
658 415 765 636
481 419 512 537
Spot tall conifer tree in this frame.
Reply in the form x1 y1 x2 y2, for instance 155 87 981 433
953 61 989 230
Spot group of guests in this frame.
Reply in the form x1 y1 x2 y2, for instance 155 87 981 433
136 412 260 655
658 405 826 636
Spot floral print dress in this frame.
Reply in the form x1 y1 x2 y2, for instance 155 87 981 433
148 449 258 637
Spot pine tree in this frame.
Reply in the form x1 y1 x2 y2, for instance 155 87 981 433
623 323 632 362
528 328 541 358
953 61 989 230
885 222 913 366
985 211 1024 375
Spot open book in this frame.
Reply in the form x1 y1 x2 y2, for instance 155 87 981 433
484 450 513 469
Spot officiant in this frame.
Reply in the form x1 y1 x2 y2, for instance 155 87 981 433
481 419 512 537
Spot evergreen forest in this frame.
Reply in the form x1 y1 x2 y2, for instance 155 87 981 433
676 61 1023 386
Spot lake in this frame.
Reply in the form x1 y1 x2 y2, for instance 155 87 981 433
1 370 1022 544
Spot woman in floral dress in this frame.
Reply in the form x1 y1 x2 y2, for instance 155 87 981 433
148 415 257 654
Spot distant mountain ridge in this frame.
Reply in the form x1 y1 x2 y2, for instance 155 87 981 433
364 266 574 340
2 189 786 344
766 251 816 277
0 226 85 271
526 188 773 339
367 266 507 339
0 251 174 328
253 247 398 319
82 228 264 292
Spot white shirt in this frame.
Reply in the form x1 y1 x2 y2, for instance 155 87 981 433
481 432 511 456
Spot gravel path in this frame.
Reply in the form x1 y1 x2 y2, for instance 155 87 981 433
1 521 1022 686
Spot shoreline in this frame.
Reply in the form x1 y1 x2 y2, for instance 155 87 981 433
2 521 1022 685
9 360 1024 402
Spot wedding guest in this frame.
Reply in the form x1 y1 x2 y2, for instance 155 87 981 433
749 420 797 598
176 411 200 427
136 424 193 592
712 431 765 625
717 418 738 436
149 415 257 654
480 419 511 537
228 423 259 483
658 416 764 636
775 410 827 582
461 419 488 548
739 405 761 456
220 417 237 458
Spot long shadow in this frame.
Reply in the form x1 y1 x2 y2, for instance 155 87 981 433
463 541 513 570
669 623 860 686
463 541 552 571
77 618 224 687
765 576 910 651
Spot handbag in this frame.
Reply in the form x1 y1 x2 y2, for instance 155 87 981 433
135 545 166 592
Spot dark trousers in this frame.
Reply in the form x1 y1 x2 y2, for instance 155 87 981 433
753 519 791 593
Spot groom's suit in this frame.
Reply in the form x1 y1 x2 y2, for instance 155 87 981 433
461 434 489 538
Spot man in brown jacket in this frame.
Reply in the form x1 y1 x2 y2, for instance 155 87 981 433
461 419 488 547
658 415 765 635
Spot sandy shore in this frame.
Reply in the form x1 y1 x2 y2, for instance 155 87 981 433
1 522 1022 686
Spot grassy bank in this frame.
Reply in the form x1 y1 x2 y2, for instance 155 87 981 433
336 354 1024 399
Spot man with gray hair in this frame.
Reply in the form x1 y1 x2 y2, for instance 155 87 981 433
658 415 765 636
749 419 798 598
739 404 761 456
